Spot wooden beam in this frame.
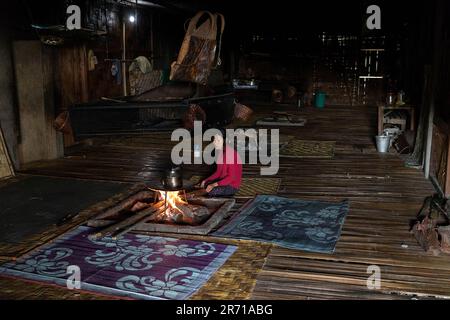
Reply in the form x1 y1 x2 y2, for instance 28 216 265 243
0 125 14 179
444 136 450 198
424 102 435 178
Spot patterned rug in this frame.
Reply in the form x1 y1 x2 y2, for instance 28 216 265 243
0 226 236 300
213 195 349 253
190 176 281 198
280 140 335 158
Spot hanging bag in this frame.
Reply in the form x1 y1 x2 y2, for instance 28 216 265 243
170 11 224 85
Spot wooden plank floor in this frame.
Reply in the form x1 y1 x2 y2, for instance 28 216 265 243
17 103 450 300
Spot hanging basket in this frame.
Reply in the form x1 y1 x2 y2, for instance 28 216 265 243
234 103 253 121
272 89 283 103
54 111 72 134
183 104 206 130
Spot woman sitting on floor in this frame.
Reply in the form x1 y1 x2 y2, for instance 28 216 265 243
200 129 242 197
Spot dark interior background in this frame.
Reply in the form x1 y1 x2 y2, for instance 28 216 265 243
0 0 449 165
1 0 447 106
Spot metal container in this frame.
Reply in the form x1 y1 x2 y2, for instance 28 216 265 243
386 91 396 106
375 135 391 153
161 166 183 189
396 90 405 105
297 94 304 108
314 91 326 108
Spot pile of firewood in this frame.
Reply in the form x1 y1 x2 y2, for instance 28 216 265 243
439 226 450 253
88 196 165 240
411 195 450 255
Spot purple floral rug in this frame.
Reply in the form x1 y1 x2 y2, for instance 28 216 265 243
0 226 236 300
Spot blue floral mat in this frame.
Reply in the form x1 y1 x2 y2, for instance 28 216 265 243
213 195 349 253
0 226 237 300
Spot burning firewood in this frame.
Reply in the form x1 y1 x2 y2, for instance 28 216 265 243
88 187 220 239
111 205 166 239
130 201 151 212
175 203 210 225
92 190 154 220
148 204 210 225
90 200 164 240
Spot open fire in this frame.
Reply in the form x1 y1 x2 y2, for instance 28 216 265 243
149 190 210 225
87 165 232 239
88 186 235 238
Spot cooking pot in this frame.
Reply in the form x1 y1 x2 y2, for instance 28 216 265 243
161 166 183 189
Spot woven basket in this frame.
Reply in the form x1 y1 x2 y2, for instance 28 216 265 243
272 89 283 103
183 104 206 129
234 103 253 121
53 111 72 134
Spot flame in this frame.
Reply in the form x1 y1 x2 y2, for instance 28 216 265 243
158 190 187 215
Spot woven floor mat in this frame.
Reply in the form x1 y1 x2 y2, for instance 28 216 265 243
191 240 272 299
0 275 110 300
280 140 335 158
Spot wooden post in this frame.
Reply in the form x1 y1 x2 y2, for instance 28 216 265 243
79 45 89 103
424 0 445 179
0 125 14 179
122 21 128 96
445 136 450 197
150 12 154 68
56 44 89 147
377 105 384 135
424 102 435 178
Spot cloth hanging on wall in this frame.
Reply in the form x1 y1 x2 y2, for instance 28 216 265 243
88 50 98 71
129 56 153 74
111 59 122 85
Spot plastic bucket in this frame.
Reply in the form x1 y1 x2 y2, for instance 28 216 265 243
314 91 326 108
376 135 391 153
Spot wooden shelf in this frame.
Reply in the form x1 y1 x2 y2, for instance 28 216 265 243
378 104 415 135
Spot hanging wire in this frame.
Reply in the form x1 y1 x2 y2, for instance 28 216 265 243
20 0 41 39
134 0 138 58
104 0 109 59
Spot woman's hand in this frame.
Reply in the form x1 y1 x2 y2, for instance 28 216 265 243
205 183 218 193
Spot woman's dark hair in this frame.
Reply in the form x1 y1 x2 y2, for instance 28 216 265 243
212 127 227 146
216 127 227 139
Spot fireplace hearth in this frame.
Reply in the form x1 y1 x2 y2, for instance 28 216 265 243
87 187 235 238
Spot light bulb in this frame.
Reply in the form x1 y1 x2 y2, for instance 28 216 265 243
129 15 136 23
